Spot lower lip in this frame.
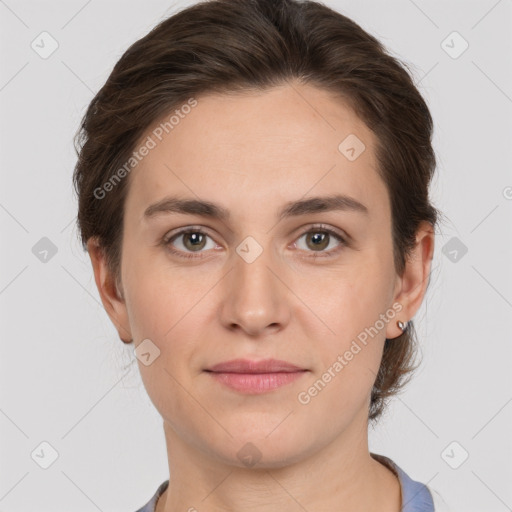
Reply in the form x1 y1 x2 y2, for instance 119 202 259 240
207 371 307 393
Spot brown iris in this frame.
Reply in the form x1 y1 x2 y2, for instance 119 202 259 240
305 231 330 251
183 232 207 251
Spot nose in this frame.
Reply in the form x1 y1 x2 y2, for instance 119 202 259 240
219 241 291 337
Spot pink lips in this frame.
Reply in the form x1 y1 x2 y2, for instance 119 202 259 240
205 358 308 394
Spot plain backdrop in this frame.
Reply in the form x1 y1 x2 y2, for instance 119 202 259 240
0 0 511 511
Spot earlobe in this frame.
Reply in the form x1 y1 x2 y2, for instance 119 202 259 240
386 221 435 339
86 237 133 344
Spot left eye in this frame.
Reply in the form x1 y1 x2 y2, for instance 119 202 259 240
294 228 346 255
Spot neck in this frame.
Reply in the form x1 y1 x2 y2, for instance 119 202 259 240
155 414 401 512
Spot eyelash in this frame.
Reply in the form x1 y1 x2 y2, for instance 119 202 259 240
162 224 348 260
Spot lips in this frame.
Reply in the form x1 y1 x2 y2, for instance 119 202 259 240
205 359 308 394
206 358 306 374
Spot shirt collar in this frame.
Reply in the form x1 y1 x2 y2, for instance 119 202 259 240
371 452 435 512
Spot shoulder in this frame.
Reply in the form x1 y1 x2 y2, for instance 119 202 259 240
371 452 450 512
133 480 169 512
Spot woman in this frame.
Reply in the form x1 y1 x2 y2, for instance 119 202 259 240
72 0 449 510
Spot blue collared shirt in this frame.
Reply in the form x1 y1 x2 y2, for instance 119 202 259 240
135 454 441 512
372 453 437 511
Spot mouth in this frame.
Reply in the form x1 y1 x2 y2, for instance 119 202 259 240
204 358 309 394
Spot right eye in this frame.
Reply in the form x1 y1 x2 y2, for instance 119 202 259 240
163 228 218 259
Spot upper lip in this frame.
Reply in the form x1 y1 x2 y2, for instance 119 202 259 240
206 358 306 374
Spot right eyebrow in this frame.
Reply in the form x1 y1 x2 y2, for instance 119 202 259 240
143 196 230 221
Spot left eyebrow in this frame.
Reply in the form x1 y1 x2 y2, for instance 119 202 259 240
143 193 369 221
277 194 369 221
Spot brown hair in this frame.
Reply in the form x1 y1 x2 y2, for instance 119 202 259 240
72 0 439 423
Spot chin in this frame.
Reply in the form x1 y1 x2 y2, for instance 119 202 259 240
204 428 314 470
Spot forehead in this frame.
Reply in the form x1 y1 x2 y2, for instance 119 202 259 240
124 82 386 221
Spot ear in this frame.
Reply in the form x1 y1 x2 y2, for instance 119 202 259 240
87 237 133 344
386 221 435 339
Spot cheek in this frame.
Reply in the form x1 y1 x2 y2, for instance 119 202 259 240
125 266 202 418
315 258 393 338
123 261 214 385
302 255 392 385
123 255 202 339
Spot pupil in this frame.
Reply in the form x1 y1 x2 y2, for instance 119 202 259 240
190 233 201 244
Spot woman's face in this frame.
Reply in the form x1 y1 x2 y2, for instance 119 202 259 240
95 82 427 468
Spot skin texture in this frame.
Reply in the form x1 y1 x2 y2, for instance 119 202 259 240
88 81 434 512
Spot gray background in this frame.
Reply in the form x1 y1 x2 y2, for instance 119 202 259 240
1 0 511 510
